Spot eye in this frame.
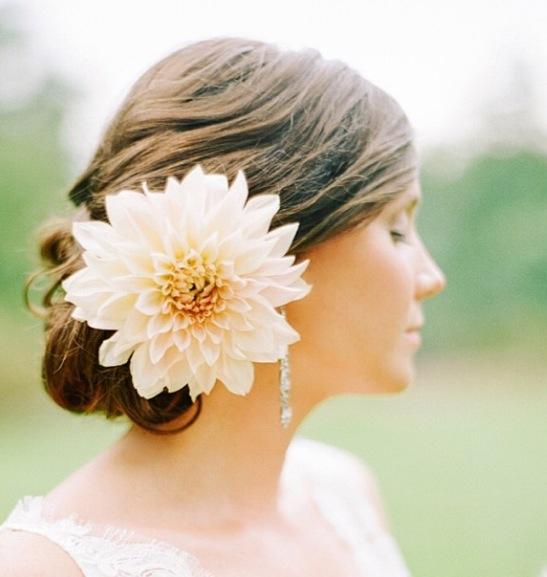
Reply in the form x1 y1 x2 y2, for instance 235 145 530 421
389 210 413 244
390 230 407 243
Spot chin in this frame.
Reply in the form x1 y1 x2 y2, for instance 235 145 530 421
386 378 411 393
350 373 412 395
336 361 415 395
394 365 416 391
376 364 415 394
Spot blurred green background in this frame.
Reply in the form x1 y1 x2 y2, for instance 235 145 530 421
1 8 546 577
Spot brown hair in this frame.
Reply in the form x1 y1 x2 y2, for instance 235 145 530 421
24 36 418 435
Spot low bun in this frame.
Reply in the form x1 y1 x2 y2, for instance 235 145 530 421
24 215 203 436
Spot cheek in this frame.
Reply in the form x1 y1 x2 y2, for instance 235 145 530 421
291 226 413 371
357 237 414 339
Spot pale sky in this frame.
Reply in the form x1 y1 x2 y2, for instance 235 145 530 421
3 0 547 169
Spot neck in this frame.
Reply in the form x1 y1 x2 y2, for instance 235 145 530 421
102 358 321 532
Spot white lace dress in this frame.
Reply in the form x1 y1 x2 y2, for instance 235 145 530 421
0 436 411 577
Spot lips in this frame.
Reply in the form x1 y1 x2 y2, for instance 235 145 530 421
405 330 422 346
405 320 423 347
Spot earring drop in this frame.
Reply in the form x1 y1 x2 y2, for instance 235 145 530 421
278 306 293 428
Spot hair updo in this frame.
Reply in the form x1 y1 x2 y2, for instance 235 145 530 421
24 36 418 435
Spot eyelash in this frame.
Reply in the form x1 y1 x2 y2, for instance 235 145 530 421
390 230 407 242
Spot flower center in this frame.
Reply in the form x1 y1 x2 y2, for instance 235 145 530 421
160 248 229 324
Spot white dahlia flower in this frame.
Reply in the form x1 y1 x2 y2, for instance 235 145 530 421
61 164 312 401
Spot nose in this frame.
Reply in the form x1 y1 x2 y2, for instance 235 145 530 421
415 237 447 301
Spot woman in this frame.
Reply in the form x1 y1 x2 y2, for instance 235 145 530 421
0 36 445 576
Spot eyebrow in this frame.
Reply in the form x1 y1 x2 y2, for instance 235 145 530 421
385 190 422 220
406 195 420 213
395 193 421 216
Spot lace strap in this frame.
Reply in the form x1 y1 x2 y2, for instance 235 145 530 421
0 496 214 577
293 438 412 577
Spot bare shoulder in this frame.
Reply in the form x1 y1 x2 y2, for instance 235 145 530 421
0 529 83 577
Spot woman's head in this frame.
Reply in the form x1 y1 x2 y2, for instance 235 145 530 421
26 36 432 434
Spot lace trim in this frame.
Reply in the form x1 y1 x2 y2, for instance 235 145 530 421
0 495 215 577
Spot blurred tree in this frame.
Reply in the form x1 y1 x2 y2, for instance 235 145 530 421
419 53 547 354
0 4 77 321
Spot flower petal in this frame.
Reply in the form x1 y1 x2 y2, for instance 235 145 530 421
263 222 300 257
228 169 250 212
119 308 149 343
173 330 191 351
190 323 207 343
62 267 111 297
185 340 204 374
105 191 166 252
218 352 254 396
82 252 131 283
97 292 137 322
129 343 169 399
87 315 123 331
226 297 252 313
260 258 311 287
233 237 277 276
99 334 136 366
136 290 164 316
204 174 229 210
198 337 220 366
235 325 275 353
252 255 295 276
242 193 280 238
72 221 128 256
150 331 175 364
192 362 218 397
243 293 280 325
205 322 224 344
272 316 302 345
225 312 254 331
109 275 157 293
166 359 193 393
258 279 313 307
146 313 174 338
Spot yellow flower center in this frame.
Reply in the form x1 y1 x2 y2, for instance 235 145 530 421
160 248 228 324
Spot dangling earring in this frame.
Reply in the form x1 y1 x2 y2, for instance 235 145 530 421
278 306 293 428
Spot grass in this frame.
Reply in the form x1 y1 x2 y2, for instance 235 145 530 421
1 343 546 577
